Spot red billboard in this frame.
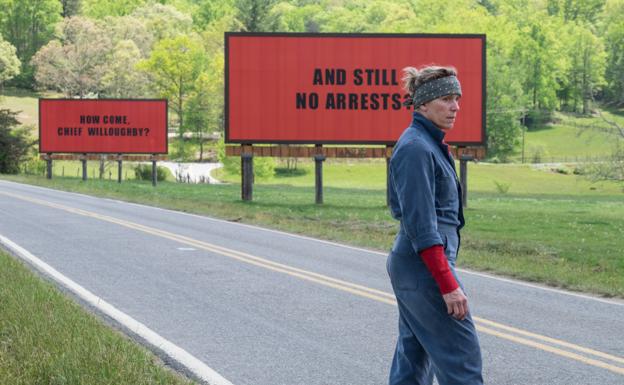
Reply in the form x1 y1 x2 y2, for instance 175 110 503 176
226 33 485 145
39 99 168 154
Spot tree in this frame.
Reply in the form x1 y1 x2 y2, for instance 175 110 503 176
234 0 277 31
138 34 208 140
131 3 193 42
185 55 223 160
601 0 624 106
100 40 151 98
31 17 112 98
61 0 81 17
105 15 154 56
519 22 562 111
564 24 607 113
81 0 146 18
547 0 606 24
191 0 237 30
0 35 21 91
404 0 528 159
0 109 33 174
0 0 62 87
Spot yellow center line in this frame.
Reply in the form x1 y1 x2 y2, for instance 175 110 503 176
475 325 624 375
474 317 624 365
2 190 623 376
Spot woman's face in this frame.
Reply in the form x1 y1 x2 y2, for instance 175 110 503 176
418 94 461 130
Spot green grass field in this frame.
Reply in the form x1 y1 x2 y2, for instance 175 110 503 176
218 159 622 195
0 249 194 385
0 87 58 128
518 110 624 162
3 160 623 297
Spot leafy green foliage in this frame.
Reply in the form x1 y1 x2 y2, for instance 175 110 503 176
191 0 237 29
601 0 624 107
547 0 606 24
100 39 151 98
0 35 20 87
60 0 81 18
138 35 207 133
133 163 169 181
216 138 275 179
4 0 624 162
81 0 146 18
131 3 193 41
0 108 33 174
31 17 112 97
234 0 277 31
0 0 62 87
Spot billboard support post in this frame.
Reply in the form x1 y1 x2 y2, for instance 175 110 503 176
117 154 123 183
151 155 157 187
99 155 105 179
459 153 473 208
241 145 253 201
81 154 87 181
314 145 325 204
45 154 52 179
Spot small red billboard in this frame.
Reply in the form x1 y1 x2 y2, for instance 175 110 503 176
39 99 168 154
226 33 485 145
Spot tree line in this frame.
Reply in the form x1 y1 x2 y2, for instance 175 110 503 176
0 0 623 161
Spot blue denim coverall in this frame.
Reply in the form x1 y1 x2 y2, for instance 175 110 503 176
387 112 483 385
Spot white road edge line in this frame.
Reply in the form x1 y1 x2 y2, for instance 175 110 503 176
0 233 234 385
2 179 622 306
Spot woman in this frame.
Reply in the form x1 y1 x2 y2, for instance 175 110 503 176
387 65 484 385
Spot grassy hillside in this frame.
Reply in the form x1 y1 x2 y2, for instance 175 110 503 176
0 87 57 128
518 110 624 162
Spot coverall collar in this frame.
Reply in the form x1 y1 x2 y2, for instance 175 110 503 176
412 111 446 144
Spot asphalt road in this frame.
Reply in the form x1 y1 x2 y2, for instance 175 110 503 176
0 179 622 385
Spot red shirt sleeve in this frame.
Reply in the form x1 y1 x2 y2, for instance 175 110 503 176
419 245 459 294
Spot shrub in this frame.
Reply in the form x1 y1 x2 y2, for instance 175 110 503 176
274 167 308 177
20 156 46 175
0 109 34 174
527 145 549 163
573 167 585 175
216 138 275 179
133 164 168 181
525 109 555 129
553 167 569 175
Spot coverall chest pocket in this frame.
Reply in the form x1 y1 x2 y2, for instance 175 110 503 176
434 175 457 208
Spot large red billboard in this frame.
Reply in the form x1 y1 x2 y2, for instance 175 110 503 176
226 33 486 145
39 99 168 154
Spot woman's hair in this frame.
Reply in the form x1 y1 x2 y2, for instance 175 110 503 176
402 65 458 106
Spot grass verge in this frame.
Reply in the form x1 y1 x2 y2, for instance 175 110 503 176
1 162 622 298
0 249 194 385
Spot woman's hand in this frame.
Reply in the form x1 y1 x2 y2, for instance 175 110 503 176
442 287 469 320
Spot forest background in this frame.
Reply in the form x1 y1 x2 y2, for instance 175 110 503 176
1 0 623 165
